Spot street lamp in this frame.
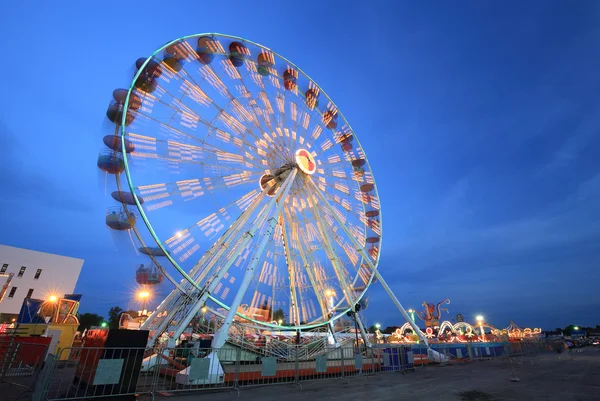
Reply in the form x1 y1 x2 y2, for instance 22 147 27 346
476 315 485 342
137 290 151 326
325 289 336 310
278 319 283 325
375 323 381 329
47 295 59 322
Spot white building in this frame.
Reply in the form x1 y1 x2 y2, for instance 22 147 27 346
0 245 84 316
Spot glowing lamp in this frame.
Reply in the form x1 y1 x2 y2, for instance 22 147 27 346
138 291 150 299
48 295 58 302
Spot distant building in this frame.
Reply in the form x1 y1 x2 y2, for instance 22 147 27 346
0 245 84 318
588 329 600 338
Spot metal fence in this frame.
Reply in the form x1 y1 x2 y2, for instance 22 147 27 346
0 336 49 391
30 340 549 400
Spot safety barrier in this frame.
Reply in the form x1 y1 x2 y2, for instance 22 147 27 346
0 336 49 390
30 340 549 400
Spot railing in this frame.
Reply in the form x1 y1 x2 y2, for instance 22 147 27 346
30 340 551 400
0 336 50 392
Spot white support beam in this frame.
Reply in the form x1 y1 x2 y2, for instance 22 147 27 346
212 169 298 349
328 321 339 347
169 174 296 343
355 313 371 348
280 211 301 326
287 208 329 321
143 188 270 344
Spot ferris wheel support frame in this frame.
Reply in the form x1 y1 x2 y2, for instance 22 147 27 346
212 169 298 349
285 207 330 321
142 187 271 344
354 313 371 348
169 172 297 345
328 321 340 346
280 213 301 327
307 178 430 348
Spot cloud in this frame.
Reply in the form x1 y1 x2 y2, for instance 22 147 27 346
537 109 600 175
0 122 92 213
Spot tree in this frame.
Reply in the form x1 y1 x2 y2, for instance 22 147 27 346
78 313 104 331
123 310 140 319
272 308 286 325
108 306 123 329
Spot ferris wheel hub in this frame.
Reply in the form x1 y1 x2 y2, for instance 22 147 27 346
294 149 316 175
259 165 297 197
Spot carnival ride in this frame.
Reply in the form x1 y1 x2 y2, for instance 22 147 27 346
417 298 450 328
374 301 542 344
97 33 437 381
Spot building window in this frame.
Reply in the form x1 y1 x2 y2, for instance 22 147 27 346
34 269 42 279
8 287 17 298
0 264 7 273
18 266 26 277
26 289 34 298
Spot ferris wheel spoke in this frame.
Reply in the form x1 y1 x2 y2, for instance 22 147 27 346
126 108 266 166
314 178 373 237
129 144 266 174
308 177 378 267
126 85 269 157
174 57 285 150
310 181 370 265
189 170 293 293
159 188 263 261
308 182 367 272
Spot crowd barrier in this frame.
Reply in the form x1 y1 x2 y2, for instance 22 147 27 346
0 336 50 391
27 340 549 400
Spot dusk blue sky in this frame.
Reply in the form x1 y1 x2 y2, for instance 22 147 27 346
1 1 599 330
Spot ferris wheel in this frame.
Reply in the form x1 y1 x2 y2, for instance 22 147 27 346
98 33 422 349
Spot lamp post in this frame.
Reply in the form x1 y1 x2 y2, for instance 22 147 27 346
138 290 150 327
407 309 416 324
476 315 485 342
325 289 336 311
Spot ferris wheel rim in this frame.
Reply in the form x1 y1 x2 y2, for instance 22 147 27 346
119 32 383 330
